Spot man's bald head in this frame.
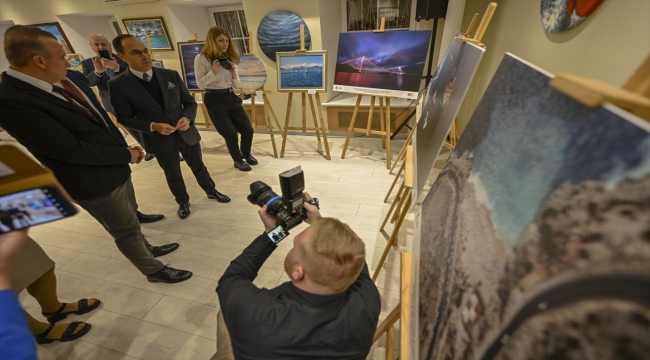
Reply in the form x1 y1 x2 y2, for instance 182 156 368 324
89 34 112 55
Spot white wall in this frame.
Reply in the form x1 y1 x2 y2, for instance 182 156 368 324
167 3 213 43
56 15 114 59
318 0 342 102
0 21 16 72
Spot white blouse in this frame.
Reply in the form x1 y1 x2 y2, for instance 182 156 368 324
194 54 241 90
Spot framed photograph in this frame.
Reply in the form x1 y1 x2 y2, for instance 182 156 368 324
276 50 326 92
151 60 165 69
177 41 205 91
122 17 173 51
31 22 74 53
65 53 85 72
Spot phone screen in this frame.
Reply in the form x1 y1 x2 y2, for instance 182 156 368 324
0 187 75 233
267 225 289 244
98 49 111 60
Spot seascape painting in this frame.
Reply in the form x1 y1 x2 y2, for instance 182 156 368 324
417 53 650 359
123 17 173 50
333 30 431 99
541 0 605 33
238 54 267 93
65 54 84 72
277 51 326 91
258 10 311 62
177 42 204 91
151 60 164 69
31 22 74 53
413 36 484 206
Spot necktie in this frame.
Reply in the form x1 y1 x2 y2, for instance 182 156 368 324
52 82 100 124
143 73 151 82
106 68 115 79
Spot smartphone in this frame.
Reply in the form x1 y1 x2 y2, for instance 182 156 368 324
0 185 78 233
98 49 112 60
267 225 289 244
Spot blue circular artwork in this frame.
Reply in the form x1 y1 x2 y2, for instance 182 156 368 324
541 0 605 33
258 10 311 62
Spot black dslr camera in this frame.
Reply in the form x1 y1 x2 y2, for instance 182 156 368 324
248 166 319 232
218 56 232 70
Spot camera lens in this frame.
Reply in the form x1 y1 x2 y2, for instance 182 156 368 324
218 56 232 70
247 181 284 218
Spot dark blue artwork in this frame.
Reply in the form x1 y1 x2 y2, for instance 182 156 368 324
278 54 324 90
178 42 204 90
258 10 311 62
334 30 431 92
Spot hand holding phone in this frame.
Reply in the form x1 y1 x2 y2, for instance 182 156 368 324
98 49 111 60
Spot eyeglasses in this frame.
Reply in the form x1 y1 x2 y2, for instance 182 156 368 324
129 49 150 57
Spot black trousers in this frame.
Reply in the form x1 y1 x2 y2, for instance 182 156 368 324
156 134 216 204
204 92 254 162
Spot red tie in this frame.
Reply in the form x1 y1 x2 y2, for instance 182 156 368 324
52 81 100 124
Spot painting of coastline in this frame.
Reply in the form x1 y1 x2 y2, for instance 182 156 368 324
333 30 431 98
31 22 74 53
238 54 267 93
417 53 650 359
541 0 605 33
258 10 311 62
123 17 173 50
65 53 84 72
277 51 326 91
177 42 204 91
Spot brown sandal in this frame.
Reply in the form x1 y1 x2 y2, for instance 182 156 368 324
42 298 101 323
35 321 92 344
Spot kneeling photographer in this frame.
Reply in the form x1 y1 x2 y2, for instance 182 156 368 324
213 167 381 360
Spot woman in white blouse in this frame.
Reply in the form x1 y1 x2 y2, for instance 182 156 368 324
194 26 256 172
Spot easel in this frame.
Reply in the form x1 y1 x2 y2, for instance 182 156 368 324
279 24 331 160
340 17 393 169
372 251 413 360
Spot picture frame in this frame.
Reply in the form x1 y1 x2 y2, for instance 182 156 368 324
30 22 74 53
64 53 85 72
276 50 327 92
122 17 173 51
177 41 205 91
151 60 165 69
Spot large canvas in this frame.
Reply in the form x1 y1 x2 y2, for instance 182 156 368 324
413 36 484 206
417 53 650 360
258 10 311 62
123 17 173 50
177 42 204 91
541 0 605 33
238 54 267 93
333 30 432 99
31 22 74 53
276 51 326 91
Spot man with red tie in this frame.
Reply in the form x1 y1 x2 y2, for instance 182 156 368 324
0 25 193 284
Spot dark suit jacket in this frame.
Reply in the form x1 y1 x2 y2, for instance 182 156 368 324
0 70 132 200
108 67 199 155
81 54 128 113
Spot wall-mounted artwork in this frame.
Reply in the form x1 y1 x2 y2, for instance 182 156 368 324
31 22 74 53
177 41 205 91
276 51 326 91
122 17 173 50
258 10 311 62
151 60 164 69
65 53 84 72
413 36 485 206
416 53 650 359
541 0 605 33
238 54 267 93
333 30 432 99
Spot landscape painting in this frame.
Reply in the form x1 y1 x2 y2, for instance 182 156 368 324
541 0 605 33
277 51 326 91
417 53 650 359
333 30 432 99
238 54 267 93
258 10 311 62
413 35 485 206
31 22 74 53
65 53 84 72
123 17 173 50
177 41 204 91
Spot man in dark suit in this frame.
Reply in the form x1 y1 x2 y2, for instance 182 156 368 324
0 25 192 283
109 34 230 220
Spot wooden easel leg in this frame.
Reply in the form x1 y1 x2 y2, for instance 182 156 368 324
379 97 385 149
263 101 278 158
250 94 257 129
280 92 293 158
384 159 406 203
385 97 392 169
381 181 405 230
390 123 416 174
390 185 409 224
341 94 362 159
315 93 331 160
264 94 283 136
389 189 411 242
366 96 376 136
200 102 213 128
372 195 411 282
307 94 321 141
301 92 307 133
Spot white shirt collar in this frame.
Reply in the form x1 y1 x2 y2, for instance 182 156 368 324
6 68 54 93
130 68 153 80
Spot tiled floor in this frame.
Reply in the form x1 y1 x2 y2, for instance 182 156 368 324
4 129 418 360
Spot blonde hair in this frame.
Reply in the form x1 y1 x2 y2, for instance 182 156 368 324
303 217 366 293
201 26 240 64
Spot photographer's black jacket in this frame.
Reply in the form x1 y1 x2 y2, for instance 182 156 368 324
217 233 381 360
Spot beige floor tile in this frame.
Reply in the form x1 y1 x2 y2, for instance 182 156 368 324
37 340 138 360
52 216 113 239
30 226 122 259
176 235 247 261
38 244 81 267
143 218 230 240
142 296 218 340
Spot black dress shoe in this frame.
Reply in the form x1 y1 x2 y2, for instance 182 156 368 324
146 265 192 283
244 155 258 165
144 153 155 161
234 160 252 172
178 203 191 219
207 191 231 203
137 213 165 223
151 243 179 257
